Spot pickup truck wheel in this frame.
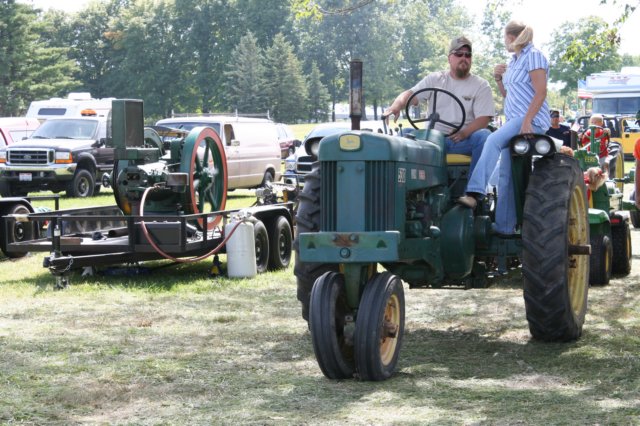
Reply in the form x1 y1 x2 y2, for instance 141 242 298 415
0 203 33 258
67 169 95 198
294 165 340 321
522 155 589 341
0 181 27 197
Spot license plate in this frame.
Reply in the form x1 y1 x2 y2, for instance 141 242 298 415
19 173 32 182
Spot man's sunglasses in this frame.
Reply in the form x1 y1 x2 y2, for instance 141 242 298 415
452 51 472 58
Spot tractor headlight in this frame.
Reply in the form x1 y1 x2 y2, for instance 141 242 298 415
534 138 552 155
513 139 530 155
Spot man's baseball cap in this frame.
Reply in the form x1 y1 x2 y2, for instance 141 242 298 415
449 36 472 54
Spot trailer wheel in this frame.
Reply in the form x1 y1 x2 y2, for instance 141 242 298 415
309 271 355 379
67 169 95 198
294 165 340 321
522 155 589 341
0 204 33 258
611 220 632 275
589 233 612 286
268 216 292 271
354 272 405 381
254 220 269 274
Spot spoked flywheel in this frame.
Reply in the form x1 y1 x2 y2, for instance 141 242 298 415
180 126 228 231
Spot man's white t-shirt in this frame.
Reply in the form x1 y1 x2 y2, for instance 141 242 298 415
410 71 495 134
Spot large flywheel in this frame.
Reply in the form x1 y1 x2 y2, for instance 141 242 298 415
180 126 228 231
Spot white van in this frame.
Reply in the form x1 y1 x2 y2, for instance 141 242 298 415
155 116 282 190
26 92 115 122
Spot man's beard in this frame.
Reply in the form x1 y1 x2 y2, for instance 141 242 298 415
455 63 470 79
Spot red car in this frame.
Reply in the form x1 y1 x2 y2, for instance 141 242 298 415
276 123 300 159
0 117 40 148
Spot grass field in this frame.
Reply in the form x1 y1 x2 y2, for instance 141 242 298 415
0 150 639 424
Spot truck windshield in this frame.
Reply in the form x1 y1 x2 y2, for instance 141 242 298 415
593 97 640 115
31 119 98 140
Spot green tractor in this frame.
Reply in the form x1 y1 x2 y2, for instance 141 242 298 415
295 88 591 381
573 126 633 286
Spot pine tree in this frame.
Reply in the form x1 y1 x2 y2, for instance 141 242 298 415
224 32 267 114
306 61 330 122
263 33 308 123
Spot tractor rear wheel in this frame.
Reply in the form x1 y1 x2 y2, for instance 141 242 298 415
589 233 612 286
522 154 589 341
294 165 339 321
611 220 632 275
354 272 404 381
309 271 355 379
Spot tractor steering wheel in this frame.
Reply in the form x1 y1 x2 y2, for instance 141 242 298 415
405 88 466 135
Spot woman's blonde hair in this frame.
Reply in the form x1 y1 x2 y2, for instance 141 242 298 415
505 20 533 53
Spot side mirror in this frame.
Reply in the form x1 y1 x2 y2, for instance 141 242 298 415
231 139 240 147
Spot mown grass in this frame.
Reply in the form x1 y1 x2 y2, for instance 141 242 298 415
1 253 639 424
1 159 639 424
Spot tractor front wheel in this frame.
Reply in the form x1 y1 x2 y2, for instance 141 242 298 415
522 154 589 341
611 220 632 276
294 166 339 321
589 233 612 286
309 271 355 379
354 272 405 381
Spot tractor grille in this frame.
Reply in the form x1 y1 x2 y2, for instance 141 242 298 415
8 149 53 165
321 161 395 232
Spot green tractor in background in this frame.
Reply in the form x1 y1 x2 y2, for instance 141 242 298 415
295 88 591 381
573 126 633 285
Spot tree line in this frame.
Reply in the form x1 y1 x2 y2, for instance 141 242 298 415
1 0 638 122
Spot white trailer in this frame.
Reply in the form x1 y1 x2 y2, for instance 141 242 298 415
26 92 115 122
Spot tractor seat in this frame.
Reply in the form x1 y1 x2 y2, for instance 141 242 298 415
446 154 472 165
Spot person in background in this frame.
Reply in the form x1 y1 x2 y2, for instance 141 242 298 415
580 114 611 173
458 20 550 237
546 109 570 147
384 36 495 174
633 137 640 210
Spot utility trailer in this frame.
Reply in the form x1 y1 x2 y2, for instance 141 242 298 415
4 202 294 288
3 98 296 287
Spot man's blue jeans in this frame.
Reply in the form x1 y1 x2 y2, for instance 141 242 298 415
445 128 491 175
465 117 544 234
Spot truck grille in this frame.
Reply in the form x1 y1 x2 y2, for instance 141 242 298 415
8 149 53 165
296 155 314 174
321 160 395 232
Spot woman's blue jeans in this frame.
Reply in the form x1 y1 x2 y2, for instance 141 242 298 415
466 117 544 234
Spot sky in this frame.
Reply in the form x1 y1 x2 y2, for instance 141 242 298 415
18 0 640 56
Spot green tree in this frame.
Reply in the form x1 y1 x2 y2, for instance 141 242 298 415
0 1 38 115
548 16 621 95
106 0 190 117
306 61 330 122
224 32 267 114
263 33 308 122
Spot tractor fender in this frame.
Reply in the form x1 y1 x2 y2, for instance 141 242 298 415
440 204 475 279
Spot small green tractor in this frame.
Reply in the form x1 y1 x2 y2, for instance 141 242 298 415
295 89 591 381
573 126 633 285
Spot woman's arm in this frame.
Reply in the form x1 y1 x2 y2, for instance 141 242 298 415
520 69 547 134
